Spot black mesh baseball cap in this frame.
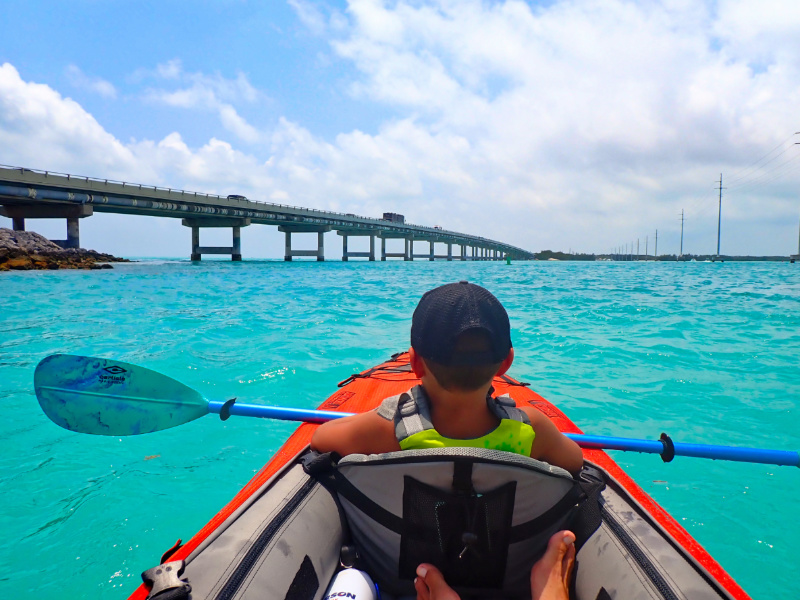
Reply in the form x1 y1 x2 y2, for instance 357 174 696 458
411 281 512 366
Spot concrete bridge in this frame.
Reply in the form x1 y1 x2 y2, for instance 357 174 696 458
0 165 535 261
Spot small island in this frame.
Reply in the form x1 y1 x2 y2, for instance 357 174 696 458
0 228 129 271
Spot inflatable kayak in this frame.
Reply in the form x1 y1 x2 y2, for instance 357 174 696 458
127 352 751 600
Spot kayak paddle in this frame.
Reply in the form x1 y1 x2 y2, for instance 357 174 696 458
34 354 800 467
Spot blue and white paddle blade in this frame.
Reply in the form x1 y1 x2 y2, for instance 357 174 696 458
34 354 209 435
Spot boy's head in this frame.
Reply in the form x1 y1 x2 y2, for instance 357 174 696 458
411 281 512 391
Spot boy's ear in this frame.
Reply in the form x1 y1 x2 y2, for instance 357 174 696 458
408 347 426 377
496 348 515 377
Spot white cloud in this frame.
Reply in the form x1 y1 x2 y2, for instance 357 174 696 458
141 60 264 143
65 65 117 99
289 0 349 35
0 63 137 177
289 0 328 35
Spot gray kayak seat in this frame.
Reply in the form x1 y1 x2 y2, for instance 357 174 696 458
304 447 592 598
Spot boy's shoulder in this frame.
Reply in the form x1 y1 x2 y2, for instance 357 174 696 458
518 404 547 423
310 408 401 456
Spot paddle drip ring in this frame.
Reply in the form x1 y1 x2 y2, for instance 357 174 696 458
659 432 675 463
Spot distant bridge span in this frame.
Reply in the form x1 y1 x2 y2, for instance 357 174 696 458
0 165 534 261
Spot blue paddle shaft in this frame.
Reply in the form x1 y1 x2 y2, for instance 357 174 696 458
207 401 355 424
205 400 800 467
566 434 800 467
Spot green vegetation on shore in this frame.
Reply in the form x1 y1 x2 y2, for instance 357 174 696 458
536 249 793 262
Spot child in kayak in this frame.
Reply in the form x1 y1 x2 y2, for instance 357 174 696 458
311 281 583 477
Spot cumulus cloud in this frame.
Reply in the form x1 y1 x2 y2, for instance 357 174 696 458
0 63 137 177
317 0 800 251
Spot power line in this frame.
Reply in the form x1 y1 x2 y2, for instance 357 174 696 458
730 148 800 194
726 131 800 185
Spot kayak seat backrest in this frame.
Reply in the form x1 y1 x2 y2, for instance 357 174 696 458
306 447 584 598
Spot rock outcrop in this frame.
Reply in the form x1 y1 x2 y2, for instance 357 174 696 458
0 228 130 271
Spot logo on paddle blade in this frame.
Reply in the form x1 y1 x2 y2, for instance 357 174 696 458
99 365 128 383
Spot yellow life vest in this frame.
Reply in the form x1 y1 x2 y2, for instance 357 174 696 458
377 385 535 457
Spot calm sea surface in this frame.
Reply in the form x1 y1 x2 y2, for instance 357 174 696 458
1 259 798 599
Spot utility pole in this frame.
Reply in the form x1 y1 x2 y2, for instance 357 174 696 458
655 230 658 258
716 174 725 257
679 209 684 257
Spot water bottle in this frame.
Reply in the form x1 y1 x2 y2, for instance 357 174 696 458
323 568 378 600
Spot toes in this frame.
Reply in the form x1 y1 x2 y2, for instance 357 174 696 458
416 564 460 600
531 530 576 600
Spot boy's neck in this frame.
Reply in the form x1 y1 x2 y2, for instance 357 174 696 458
420 375 498 439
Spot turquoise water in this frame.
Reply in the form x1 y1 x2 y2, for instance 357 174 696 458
1 260 798 599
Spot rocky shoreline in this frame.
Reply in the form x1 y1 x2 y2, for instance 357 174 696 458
0 228 130 271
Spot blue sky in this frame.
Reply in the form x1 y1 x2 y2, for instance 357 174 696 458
1 0 799 257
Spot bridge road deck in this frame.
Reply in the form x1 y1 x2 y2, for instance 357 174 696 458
0 166 534 261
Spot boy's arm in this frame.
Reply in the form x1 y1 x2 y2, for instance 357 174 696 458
310 410 401 456
522 407 584 478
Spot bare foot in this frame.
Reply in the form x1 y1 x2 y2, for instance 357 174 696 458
530 530 576 600
414 564 460 600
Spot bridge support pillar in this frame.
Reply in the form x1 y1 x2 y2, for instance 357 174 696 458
278 224 331 261
191 227 200 261
377 232 407 260
233 227 242 261
0 204 93 249
405 237 413 261
447 243 453 261
182 217 250 261
429 241 435 261
338 229 378 261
